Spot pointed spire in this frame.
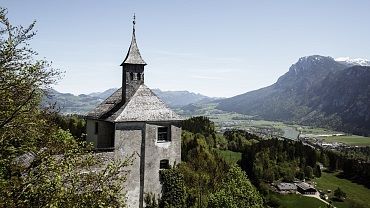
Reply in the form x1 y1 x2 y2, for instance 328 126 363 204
121 14 146 66
133 13 136 32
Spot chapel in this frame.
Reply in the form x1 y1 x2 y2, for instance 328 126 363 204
86 16 182 208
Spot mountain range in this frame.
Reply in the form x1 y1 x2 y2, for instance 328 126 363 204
46 55 370 135
217 55 370 136
44 88 216 115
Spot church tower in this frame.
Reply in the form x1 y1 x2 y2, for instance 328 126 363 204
86 15 182 208
120 15 146 104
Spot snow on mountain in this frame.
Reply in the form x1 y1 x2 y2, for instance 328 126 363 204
335 57 370 66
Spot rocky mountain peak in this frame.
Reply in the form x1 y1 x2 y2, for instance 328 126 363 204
289 55 338 74
335 57 370 67
276 55 346 89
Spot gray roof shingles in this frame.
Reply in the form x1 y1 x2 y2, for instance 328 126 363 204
113 85 182 122
86 82 139 119
87 84 182 122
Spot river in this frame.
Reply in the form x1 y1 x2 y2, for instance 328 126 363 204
282 126 300 140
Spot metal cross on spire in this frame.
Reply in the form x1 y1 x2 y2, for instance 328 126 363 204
133 13 136 31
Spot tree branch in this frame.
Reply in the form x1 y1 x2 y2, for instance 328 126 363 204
0 89 35 129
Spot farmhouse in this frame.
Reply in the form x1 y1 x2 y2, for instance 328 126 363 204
277 182 297 193
296 182 317 195
85 16 182 208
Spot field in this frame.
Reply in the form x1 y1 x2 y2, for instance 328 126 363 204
180 103 370 145
314 172 370 208
216 149 242 164
272 194 327 208
321 135 370 146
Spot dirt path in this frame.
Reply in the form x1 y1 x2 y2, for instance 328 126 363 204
303 192 334 207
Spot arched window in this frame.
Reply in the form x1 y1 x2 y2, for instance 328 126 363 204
137 72 141 80
129 72 134 80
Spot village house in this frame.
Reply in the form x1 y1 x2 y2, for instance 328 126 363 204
296 182 317 195
277 182 297 194
85 16 183 208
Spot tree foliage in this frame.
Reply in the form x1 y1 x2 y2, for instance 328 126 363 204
324 147 370 188
208 166 263 208
0 7 131 207
53 113 86 140
159 167 187 208
241 139 322 184
314 164 322 177
223 129 260 152
0 6 60 162
304 166 314 179
182 116 215 136
334 187 346 201
180 131 229 207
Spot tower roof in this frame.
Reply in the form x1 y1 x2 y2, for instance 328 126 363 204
120 15 146 66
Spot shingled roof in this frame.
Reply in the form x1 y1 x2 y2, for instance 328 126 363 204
110 85 182 122
86 82 140 119
120 29 146 66
86 88 122 119
87 84 182 122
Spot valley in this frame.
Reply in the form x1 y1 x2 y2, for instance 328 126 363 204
217 56 370 136
49 85 370 147
47 54 370 148
176 102 370 147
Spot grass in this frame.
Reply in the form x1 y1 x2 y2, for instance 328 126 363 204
272 194 327 208
300 126 340 135
216 149 242 164
314 172 370 208
321 135 370 146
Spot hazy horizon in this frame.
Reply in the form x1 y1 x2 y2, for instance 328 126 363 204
1 0 370 97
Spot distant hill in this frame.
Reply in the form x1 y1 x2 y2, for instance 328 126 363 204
88 88 117 99
43 89 103 115
152 89 220 108
44 88 215 115
217 55 370 135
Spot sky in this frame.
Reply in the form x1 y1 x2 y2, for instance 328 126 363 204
1 0 370 97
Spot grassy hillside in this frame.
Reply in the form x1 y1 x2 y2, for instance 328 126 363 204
321 135 370 146
272 194 327 208
314 172 370 208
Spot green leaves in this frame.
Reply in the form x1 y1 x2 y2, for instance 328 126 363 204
0 128 132 208
0 7 131 207
159 168 187 208
182 116 215 136
333 187 346 201
208 166 263 208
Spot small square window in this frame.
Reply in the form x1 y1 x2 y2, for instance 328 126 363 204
160 159 169 169
158 127 170 142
